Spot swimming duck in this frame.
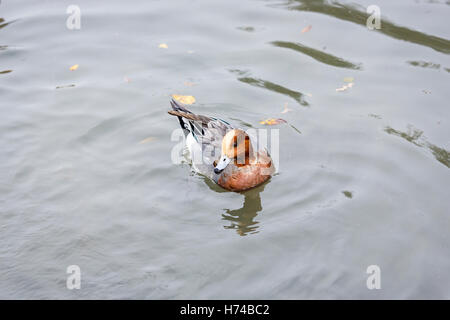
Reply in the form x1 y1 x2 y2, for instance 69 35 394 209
168 99 275 192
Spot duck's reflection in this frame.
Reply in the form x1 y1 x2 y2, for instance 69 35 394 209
222 186 265 236
204 178 267 236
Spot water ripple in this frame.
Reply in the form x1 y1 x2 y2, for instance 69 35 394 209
271 40 362 70
283 0 450 54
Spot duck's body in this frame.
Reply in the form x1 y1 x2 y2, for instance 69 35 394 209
168 99 275 192
215 151 274 191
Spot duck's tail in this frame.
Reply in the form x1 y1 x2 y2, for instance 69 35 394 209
169 98 192 131
168 98 210 138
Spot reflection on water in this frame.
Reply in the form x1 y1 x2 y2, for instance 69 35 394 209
385 125 423 146
407 61 450 73
0 18 16 30
271 41 362 70
429 145 450 169
342 190 353 198
230 70 310 106
222 184 267 236
1 18 13 75
284 0 450 54
385 125 450 168
204 176 267 236
237 26 256 32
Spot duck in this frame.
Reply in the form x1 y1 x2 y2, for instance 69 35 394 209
168 98 275 192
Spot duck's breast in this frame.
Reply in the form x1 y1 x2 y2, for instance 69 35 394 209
218 160 274 192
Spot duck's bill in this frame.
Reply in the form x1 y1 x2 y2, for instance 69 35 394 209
214 155 231 174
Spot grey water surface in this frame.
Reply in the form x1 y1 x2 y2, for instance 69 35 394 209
0 0 449 299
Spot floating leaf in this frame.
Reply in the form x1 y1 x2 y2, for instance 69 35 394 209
158 43 168 49
172 94 196 105
69 64 79 71
343 77 354 83
187 50 195 54
139 136 156 144
259 118 287 125
301 25 312 33
336 82 353 92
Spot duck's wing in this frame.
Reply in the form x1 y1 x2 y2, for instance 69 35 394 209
168 98 233 146
168 99 233 175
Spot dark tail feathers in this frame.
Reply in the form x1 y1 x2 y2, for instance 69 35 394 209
168 98 210 136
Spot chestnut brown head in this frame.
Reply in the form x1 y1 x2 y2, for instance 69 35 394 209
214 129 254 174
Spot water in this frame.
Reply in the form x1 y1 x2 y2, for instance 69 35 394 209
1 0 449 299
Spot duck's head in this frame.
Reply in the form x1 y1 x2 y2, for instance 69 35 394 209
214 129 254 174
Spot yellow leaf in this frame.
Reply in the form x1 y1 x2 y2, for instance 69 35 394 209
343 77 354 83
172 94 196 105
260 118 287 125
69 64 79 71
158 43 168 49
